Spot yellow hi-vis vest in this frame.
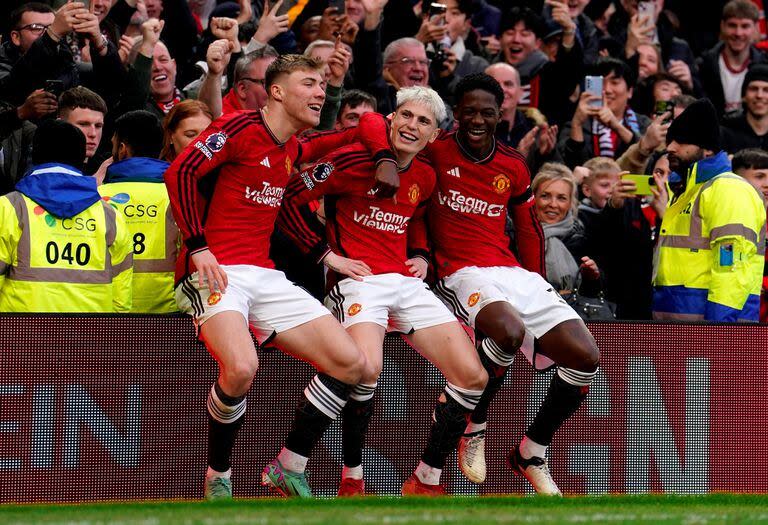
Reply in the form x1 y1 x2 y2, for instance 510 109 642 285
654 153 766 322
0 192 133 312
99 181 180 313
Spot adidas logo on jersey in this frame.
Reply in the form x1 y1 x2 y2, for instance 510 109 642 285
446 167 461 178
260 157 271 168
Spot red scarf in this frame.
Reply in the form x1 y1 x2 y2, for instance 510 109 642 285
155 88 183 115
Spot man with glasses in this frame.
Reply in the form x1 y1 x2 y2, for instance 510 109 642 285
0 2 104 105
207 45 279 118
361 37 452 128
0 3 56 82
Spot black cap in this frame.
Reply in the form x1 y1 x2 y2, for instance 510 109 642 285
742 63 768 96
666 98 721 152
32 119 86 171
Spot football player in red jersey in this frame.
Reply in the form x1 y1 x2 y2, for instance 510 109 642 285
165 55 398 500
279 86 488 497
359 74 599 496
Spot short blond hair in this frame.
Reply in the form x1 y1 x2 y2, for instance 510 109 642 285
395 86 446 125
582 157 621 184
265 54 324 90
532 163 578 216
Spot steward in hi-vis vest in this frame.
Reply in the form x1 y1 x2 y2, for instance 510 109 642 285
100 157 180 313
0 163 133 312
654 99 766 322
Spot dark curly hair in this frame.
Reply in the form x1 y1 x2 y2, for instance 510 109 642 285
454 73 505 109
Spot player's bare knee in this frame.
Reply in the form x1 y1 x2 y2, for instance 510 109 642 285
482 314 525 355
223 355 259 392
361 359 383 385
572 338 600 372
334 347 366 385
455 366 488 392
498 322 525 355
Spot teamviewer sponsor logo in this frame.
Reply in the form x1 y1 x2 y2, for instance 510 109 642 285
353 205 410 234
437 189 504 217
244 182 285 207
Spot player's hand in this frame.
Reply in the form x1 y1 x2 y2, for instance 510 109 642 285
405 257 428 280
323 252 372 281
579 256 600 280
191 248 228 293
373 160 400 199
17 89 58 121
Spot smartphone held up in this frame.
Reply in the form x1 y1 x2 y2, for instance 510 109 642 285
584 75 603 108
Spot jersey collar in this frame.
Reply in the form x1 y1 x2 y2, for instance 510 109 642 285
454 132 497 164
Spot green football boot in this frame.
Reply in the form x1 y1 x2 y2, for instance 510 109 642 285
204 475 233 500
261 458 313 498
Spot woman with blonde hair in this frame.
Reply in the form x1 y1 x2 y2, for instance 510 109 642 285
531 162 600 296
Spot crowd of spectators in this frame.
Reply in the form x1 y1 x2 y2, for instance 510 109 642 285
0 0 767 323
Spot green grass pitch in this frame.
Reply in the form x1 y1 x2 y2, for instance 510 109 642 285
2 495 768 525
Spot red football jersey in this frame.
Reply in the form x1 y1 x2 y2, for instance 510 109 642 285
165 109 358 282
357 113 545 279
279 143 435 279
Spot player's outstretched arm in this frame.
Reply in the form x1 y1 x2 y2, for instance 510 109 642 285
354 112 404 198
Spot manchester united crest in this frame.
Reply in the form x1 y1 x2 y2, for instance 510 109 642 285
208 291 222 306
408 183 420 204
348 303 362 316
285 156 293 174
468 292 481 307
492 174 511 194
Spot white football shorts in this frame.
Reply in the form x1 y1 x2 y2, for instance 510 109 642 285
434 265 580 339
325 273 457 332
175 264 331 344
